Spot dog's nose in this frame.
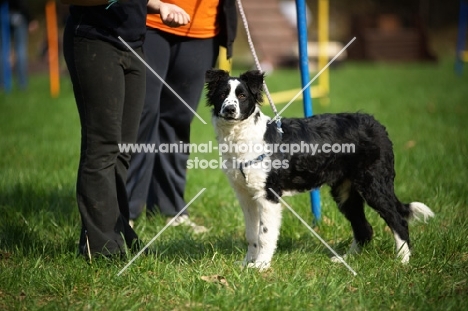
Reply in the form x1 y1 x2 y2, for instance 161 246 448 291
223 105 236 115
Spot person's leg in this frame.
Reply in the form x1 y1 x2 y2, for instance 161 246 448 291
117 46 147 241
147 36 219 216
63 23 140 257
126 29 171 220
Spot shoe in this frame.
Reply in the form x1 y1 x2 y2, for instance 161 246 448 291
166 214 209 234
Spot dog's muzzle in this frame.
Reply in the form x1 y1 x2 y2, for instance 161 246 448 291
220 102 239 119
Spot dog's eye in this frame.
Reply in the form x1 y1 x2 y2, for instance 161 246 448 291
220 92 227 99
238 94 246 100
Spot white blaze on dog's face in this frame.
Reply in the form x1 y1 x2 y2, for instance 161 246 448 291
220 80 242 119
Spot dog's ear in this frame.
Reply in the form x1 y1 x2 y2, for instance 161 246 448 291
205 69 230 84
205 69 230 106
239 70 265 104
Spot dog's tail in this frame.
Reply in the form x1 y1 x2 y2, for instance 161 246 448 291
405 202 435 223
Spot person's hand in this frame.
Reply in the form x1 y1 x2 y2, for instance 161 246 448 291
159 2 190 28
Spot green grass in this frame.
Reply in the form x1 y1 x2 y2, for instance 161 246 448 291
1 58 467 310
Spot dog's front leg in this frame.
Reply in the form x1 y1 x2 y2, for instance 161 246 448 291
242 205 260 264
251 198 282 270
235 189 260 264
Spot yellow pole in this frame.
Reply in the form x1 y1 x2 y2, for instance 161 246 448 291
263 0 330 104
46 1 60 98
318 0 329 97
218 46 232 73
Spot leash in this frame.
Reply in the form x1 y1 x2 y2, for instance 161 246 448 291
236 0 283 135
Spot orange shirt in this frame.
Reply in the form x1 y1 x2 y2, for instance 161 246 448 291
146 0 220 38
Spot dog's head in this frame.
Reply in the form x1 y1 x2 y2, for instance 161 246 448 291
205 69 265 121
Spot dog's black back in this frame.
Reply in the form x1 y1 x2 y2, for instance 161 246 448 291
263 113 393 200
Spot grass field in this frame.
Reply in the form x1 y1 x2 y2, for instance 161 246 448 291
1 58 467 310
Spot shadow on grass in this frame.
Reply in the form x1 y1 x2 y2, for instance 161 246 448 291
137 229 354 265
0 182 357 264
0 182 78 257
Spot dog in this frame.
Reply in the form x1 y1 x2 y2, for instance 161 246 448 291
205 69 434 270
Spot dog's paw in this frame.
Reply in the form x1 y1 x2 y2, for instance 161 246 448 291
331 240 360 263
245 261 271 271
396 244 411 264
237 259 271 271
331 254 349 263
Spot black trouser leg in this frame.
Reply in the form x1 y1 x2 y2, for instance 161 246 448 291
147 33 218 216
127 29 218 218
64 23 145 256
126 30 168 220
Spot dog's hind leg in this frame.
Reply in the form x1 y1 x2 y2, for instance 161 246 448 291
331 180 373 260
355 179 413 263
250 197 282 270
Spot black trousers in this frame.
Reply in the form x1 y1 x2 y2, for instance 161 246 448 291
126 29 218 219
63 22 145 256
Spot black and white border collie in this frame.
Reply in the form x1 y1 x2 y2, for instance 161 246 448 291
205 69 434 270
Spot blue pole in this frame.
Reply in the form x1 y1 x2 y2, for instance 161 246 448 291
456 0 468 75
1 1 12 92
296 0 321 222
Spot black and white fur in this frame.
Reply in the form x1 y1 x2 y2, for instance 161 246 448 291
205 69 434 270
